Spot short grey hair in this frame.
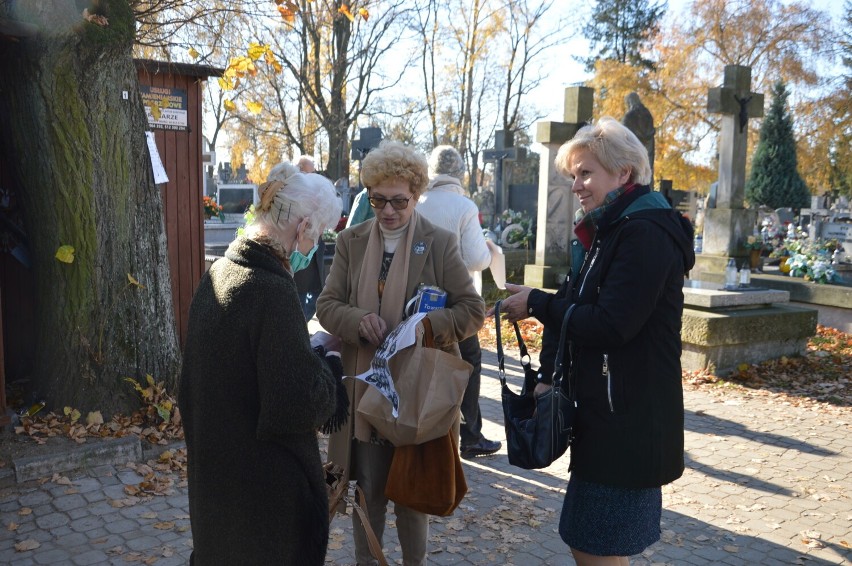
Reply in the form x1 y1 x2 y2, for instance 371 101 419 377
247 163 341 244
428 145 465 180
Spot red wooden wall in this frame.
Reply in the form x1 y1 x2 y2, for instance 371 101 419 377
136 60 221 346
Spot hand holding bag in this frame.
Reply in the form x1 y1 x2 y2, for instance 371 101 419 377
357 318 472 446
496 300 576 470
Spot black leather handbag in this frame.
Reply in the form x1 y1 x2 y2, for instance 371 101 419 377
495 300 576 470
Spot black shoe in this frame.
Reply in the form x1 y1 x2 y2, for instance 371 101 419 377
460 438 502 459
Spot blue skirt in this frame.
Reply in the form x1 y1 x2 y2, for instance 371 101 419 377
559 476 662 556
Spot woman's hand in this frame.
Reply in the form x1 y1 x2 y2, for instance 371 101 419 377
310 331 341 353
359 313 387 347
531 382 552 417
533 382 552 397
486 282 534 323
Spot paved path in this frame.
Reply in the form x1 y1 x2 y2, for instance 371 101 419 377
1 347 850 565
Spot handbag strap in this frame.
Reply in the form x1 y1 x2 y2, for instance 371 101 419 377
494 300 532 387
550 304 576 391
421 316 436 349
352 485 389 566
494 300 576 394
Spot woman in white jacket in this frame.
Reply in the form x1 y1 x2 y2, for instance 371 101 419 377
417 145 502 459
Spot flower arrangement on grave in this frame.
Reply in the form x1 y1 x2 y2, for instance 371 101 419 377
203 195 224 222
742 235 770 252
497 208 535 249
778 237 842 284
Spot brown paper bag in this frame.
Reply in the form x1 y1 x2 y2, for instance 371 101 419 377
357 321 472 446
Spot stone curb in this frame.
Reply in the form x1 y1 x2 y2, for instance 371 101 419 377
0 436 185 488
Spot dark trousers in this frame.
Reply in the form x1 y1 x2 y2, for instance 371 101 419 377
458 334 484 446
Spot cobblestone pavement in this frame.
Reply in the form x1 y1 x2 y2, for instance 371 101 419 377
1 347 850 565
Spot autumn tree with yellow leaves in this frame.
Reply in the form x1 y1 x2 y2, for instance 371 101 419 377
587 0 835 197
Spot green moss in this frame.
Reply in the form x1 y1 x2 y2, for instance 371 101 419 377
48 55 99 337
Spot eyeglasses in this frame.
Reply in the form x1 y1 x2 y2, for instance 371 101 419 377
368 195 411 210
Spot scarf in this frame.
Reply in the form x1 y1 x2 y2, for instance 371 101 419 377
573 183 637 250
351 211 418 441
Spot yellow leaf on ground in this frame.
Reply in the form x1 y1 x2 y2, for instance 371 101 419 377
86 411 104 425
15 539 40 552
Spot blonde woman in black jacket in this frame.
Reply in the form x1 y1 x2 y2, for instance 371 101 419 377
496 117 695 566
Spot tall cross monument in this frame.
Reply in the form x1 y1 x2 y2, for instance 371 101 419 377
699 65 764 273
524 86 593 289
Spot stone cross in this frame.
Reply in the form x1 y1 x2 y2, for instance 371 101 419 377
482 130 526 215
524 86 593 289
707 65 764 209
699 65 763 266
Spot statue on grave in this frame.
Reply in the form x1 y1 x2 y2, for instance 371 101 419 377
622 92 655 172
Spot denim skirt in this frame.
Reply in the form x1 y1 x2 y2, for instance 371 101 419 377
559 475 662 556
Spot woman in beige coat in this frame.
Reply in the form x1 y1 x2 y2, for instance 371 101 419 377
317 140 485 566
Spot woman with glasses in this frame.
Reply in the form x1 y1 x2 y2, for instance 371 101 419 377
317 140 485 566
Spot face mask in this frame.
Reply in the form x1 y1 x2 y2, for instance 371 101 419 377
290 242 318 272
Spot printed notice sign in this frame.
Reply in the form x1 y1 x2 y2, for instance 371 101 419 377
140 85 188 131
145 132 169 184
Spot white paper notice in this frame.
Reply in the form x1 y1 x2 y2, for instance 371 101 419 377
487 239 506 289
145 132 169 184
348 312 427 417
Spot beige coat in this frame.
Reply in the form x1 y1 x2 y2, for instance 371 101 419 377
316 214 485 479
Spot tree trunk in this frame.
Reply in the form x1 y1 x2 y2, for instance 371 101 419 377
0 0 180 415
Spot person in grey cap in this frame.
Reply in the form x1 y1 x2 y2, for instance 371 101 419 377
417 144 502 459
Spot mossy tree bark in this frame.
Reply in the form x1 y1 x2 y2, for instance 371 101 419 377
0 0 180 415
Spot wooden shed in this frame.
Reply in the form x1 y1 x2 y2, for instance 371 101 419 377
0 60 220 422
135 59 222 346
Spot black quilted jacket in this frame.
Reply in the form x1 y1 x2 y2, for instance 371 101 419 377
527 187 695 488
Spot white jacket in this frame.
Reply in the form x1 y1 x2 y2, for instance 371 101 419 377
417 175 491 294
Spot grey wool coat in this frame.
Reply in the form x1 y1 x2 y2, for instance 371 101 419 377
179 237 338 565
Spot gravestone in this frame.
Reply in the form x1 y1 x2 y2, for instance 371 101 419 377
482 130 526 215
524 86 593 288
621 92 655 184
696 65 764 277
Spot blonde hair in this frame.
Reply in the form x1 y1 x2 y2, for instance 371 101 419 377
556 116 652 185
360 140 429 199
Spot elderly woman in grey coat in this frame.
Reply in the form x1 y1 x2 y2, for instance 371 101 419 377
179 165 342 565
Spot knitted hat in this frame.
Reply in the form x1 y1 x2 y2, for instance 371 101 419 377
428 145 464 180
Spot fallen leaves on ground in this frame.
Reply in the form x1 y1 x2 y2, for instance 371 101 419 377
684 325 851 410
14 539 40 552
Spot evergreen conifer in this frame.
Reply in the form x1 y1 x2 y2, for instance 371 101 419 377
745 81 811 209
